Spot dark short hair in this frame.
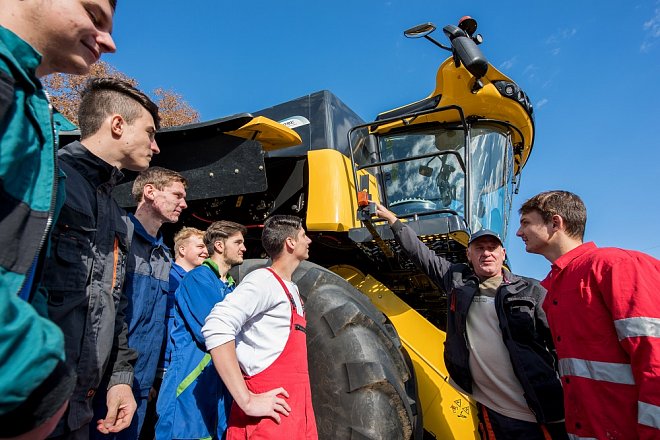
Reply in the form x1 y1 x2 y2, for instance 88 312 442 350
204 221 247 255
78 77 159 139
261 215 303 259
519 190 587 240
131 166 187 203
110 0 117 11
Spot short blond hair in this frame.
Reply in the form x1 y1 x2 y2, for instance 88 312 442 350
173 227 205 256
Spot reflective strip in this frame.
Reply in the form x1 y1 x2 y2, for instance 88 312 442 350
614 317 660 340
559 358 635 385
639 401 660 429
568 435 597 440
176 353 212 397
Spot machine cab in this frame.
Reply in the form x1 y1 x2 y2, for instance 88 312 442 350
355 119 517 241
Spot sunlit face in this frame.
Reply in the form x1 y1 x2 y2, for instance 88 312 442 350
178 235 208 268
221 232 246 267
466 236 505 279
150 181 187 224
118 107 160 171
30 0 117 76
517 210 553 255
290 227 312 262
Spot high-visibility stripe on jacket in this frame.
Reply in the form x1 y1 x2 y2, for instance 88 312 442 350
155 261 234 440
542 242 660 440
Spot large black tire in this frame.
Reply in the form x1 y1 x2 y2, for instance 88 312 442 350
231 259 421 440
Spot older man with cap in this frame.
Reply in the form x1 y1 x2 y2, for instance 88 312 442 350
375 203 567 440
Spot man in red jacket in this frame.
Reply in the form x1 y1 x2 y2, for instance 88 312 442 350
517 190 660 439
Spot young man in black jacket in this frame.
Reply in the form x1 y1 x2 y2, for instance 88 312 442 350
375 203 567 440
43 78 160 440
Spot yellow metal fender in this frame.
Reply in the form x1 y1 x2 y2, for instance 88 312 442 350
330 264 479 439
226 116 302 151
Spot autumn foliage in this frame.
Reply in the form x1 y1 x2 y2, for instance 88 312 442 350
43 61 200 128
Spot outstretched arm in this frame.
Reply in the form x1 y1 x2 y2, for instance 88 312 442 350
209 341 291 423
374 202 399 226
375 203 454 289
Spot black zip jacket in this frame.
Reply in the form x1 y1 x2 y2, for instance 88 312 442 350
42 141 137 431
390 220 564 424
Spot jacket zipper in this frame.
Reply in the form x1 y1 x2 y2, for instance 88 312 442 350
17 91 59 299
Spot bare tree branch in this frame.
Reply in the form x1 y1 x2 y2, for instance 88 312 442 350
43 61 199 128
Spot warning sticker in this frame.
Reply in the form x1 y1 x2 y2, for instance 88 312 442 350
450 399 470 419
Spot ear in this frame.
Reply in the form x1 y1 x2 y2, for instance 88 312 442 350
143 183 156 202
551 214 564 232
110 114 125 136
214 240 225 254
284 236 296 253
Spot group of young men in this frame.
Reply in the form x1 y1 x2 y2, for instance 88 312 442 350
0 1 317 439
154 217 317 440
1 1 659 440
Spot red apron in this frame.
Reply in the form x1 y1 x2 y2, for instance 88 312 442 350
226 268 318 439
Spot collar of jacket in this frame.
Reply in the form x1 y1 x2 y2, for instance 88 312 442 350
0 26 41 91
201 258 235 286
551 241 597 271
467 267 522 288
499 270 538 298
128 212 167 249
59 141 124 188
171 262 187 278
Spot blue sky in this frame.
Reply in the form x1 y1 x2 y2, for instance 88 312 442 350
106 0 660 279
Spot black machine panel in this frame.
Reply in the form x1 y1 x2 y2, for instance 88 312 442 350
113 134 266 208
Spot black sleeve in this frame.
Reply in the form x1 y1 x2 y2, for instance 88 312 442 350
0 69 15 124
390 219 454 292
107 288 137 388
107 216 137 388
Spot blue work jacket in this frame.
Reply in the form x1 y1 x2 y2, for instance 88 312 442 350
155 259 234 440
92 213 171 439
160 262 187 373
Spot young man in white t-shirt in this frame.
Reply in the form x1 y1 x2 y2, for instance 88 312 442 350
203 215 318 439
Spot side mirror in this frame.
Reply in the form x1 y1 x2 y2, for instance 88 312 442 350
418 165 433 177
404 23 436 39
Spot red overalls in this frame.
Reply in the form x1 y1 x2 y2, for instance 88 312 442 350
226 268 318 439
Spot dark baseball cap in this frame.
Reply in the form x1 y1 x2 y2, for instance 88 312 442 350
468 229 503 246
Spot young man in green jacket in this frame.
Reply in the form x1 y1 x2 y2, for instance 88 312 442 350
0 1 116 438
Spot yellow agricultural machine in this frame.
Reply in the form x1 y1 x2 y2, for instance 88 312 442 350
106 16 534 439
